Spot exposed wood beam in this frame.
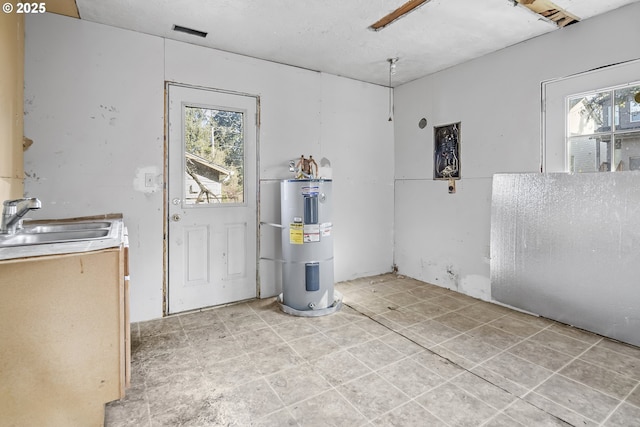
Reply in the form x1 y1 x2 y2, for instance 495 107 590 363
516 0 580 28
369 0 432 31
45 0 79 18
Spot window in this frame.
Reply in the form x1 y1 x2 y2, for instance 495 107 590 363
183 106 245 204
566 83 640 172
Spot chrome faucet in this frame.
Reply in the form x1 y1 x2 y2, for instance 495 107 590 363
1 198 42 234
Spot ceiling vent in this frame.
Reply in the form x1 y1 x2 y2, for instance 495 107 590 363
173 25 208 38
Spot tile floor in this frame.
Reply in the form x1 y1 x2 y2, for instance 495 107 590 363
105 274 640 426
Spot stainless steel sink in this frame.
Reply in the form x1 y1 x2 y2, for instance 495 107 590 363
0 229 110 246
23 221 112 234
0 220 118 247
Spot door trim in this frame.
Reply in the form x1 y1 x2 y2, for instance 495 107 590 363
163 81 261 316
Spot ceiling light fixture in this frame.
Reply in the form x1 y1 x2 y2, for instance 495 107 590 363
370 0 432 31
388 58 399 122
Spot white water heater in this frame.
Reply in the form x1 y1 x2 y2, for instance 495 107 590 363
279 179 341 316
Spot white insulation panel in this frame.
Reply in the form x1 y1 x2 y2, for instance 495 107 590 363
491 172 640 347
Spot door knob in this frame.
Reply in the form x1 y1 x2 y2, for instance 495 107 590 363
172 214 181 222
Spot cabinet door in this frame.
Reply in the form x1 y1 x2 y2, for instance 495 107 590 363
0 249 124 425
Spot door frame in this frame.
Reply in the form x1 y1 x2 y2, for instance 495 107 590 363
163 81 261 316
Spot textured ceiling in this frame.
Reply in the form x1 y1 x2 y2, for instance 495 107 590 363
75 0 639 87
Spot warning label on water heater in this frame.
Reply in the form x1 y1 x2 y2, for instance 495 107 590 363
289 223 303 244
303 224 320 243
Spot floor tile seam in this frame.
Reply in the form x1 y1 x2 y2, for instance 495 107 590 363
259 376 296 420
442 369 528 413
425 353 546 414
487 347 560 388
437 316 505 338
484 396 562 427
315 321 365 336
370 350 428 373
408 352 460 381
369 353 443 381
545 323 606 346
550 370 631 406
556 334 620 381
316 378 374 423
345 301 482 365
372 315 423 332
215 325 250 339
622 382 640 408
474 378 590 426
527 326 599 357
344 302 537 409
464 319 520 340
413 330 583 424
510 337 590 364
344 301 584 425
408 388 471 427
598 385 639 427
536 339 632 412
428 342 489 369
373 396 454 427
263 320 324 362
410 317 465 338
474 327 556 370
308 350 376 384
420 325 472 348
358 369 415 408
411 379 503 425
478 411 525 427
223 320 272 338
483 322 543 341
563 353 640 391
521 389 603 425
594 341 640 362
251 405 302 427
433 311 492 332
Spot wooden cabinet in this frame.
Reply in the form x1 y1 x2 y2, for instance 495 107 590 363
0 8 25 200
0 244 130 426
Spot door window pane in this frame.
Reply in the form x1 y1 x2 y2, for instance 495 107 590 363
568 91 611 136
183 106 244 205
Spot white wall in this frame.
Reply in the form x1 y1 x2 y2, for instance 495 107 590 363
163 39 394 296
23 15 166 322
24 13 393 321
393 2 640 301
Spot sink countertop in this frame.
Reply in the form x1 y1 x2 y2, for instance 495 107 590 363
0 214 125 261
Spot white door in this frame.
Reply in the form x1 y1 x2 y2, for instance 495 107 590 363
167 84 258 314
